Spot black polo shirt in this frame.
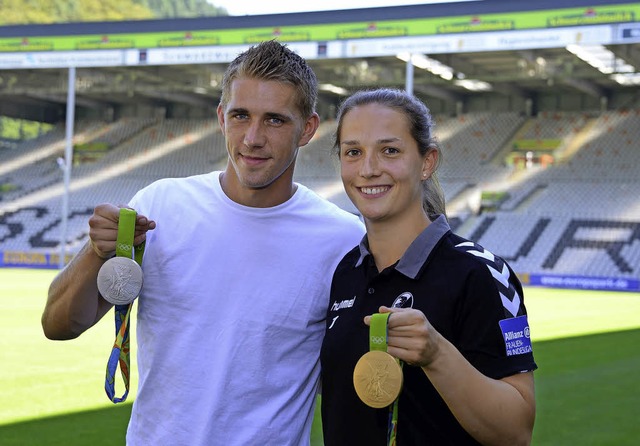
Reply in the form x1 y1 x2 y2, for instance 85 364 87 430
320 215 537 446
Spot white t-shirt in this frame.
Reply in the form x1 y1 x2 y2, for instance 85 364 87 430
126 171 364 446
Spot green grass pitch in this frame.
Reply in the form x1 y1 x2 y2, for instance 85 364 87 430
1 268 639 445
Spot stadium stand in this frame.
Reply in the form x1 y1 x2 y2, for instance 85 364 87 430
0 0 637 292
292 121 356 213
452 108 640 283
2 106 638 286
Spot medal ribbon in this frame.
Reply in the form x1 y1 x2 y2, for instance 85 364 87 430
104 208 143 403
369 313 390 351
370 313 402 446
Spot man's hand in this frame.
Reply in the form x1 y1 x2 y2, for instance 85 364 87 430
88 203 156 260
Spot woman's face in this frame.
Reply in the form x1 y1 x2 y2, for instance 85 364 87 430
338 103 435 224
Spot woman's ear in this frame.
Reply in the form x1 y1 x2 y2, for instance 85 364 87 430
422 148 438 179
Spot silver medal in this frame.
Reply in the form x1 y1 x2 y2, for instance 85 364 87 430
97 256 143 305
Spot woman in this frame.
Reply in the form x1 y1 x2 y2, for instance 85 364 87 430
320 88 536 446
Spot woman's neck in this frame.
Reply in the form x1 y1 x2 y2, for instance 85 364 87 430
365 210 431 272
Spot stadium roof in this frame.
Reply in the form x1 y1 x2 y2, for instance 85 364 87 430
0 0 638 122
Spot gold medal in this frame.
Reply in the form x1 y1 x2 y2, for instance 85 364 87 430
353 350 403 408
353 312 403 408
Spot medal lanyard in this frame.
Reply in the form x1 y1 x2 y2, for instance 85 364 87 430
387 379 401 446
104 208 144 403
370 314 403 446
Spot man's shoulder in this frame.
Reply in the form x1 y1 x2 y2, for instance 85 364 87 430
316 202 363 233
138 172 217 195
130 172 219 211
296 184 362 223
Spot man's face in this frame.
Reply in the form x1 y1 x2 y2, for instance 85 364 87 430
217 77 318 205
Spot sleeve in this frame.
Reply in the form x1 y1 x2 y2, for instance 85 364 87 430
127 178 163 217
453 250 538 380
127 186 146 213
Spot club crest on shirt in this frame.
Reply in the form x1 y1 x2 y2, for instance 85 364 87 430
392 292 414 308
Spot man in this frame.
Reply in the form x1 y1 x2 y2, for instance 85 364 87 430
42 40 365 445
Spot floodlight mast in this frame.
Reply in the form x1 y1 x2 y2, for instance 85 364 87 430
405 55 414 96
59 66 76 269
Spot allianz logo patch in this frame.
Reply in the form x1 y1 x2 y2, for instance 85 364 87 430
331 295 356 311
498 315 533 356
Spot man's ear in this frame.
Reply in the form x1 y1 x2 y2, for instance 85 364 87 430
297 113 320 147
216 104 226 135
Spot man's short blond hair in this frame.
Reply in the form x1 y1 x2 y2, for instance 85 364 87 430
219 40 318 118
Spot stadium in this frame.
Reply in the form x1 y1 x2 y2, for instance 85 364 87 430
0 1 639 445
0 0 638 292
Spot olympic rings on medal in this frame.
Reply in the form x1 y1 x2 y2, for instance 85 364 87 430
117 242 132 253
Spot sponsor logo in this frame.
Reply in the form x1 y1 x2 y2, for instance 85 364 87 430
0 38 53 52
76 37 135 50
337 24 407 39
245 30 310 43
331 295 356 311
504 327 530 341
437 17 514 34
158 33 220 47
548 9 634 27
499 315 533 357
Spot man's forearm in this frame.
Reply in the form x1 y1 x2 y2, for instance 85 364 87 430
42 242 113 340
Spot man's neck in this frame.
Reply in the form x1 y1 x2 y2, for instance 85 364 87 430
219 169 297 208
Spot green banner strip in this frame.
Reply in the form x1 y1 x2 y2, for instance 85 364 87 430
0 4 637 52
